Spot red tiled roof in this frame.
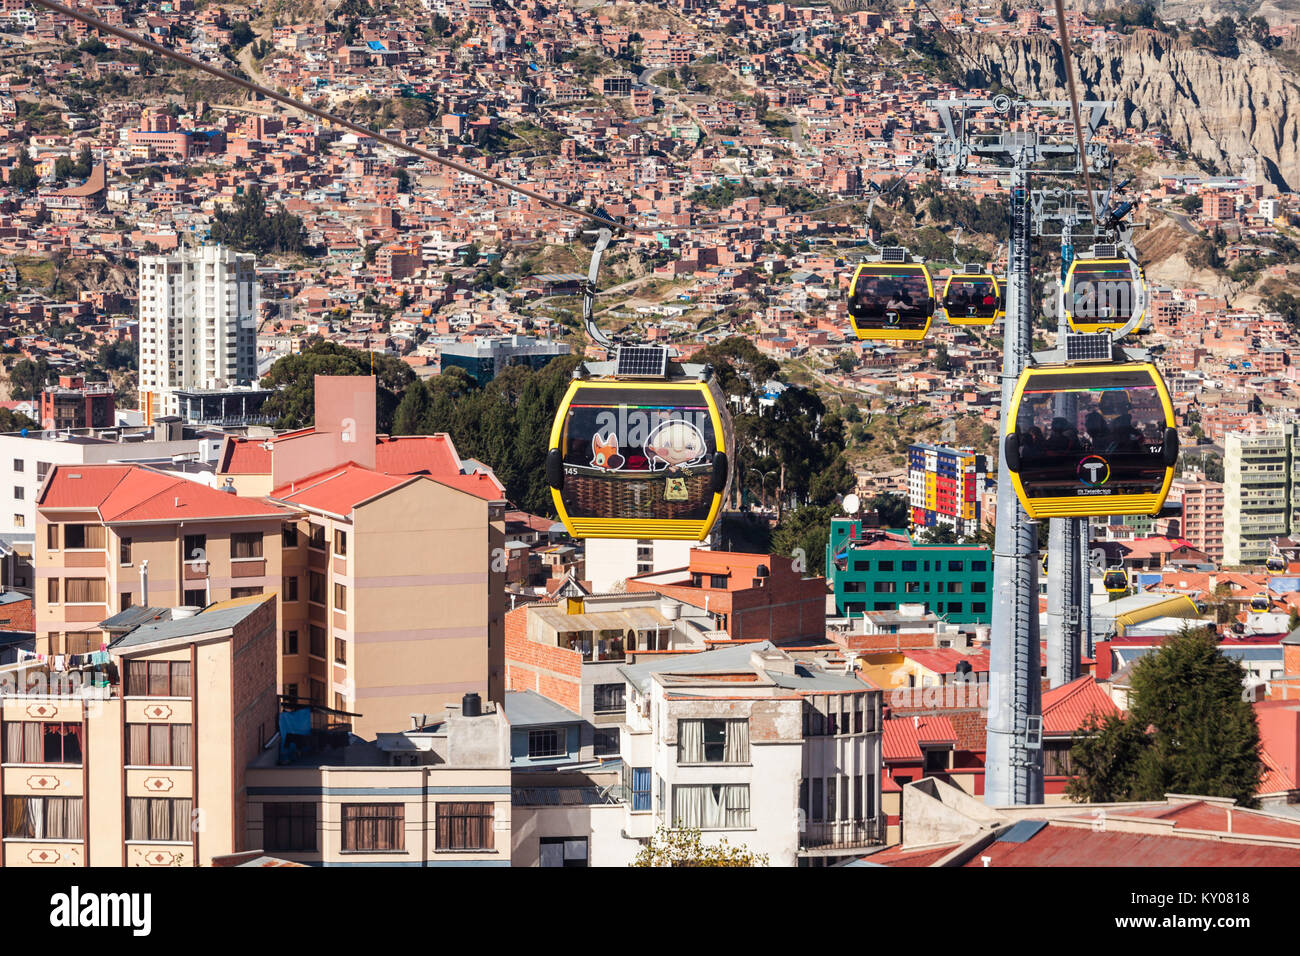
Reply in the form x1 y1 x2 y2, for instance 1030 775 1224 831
883 714 957 761
966 822 1300 866
1041 676 1120 736
1075 801 1300 838
270 465 409 516
903 648 991 675
1259 749 1295 795
861 842 959 867
374 434 461 475
39 465 289 522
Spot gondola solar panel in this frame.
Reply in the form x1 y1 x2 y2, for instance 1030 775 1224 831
1066 333 1112 362
615 345 669 379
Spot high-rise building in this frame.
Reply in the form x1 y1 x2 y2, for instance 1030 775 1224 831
1169 478 1225 562
137 244 259 422
1223 423 1299 566
907 443 987 536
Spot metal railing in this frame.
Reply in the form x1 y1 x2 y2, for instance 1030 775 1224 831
800 815 889 851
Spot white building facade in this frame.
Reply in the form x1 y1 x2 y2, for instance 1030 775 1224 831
138 244 259 420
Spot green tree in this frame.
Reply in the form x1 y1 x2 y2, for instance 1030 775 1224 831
9 149 38 192
771 503 837 576
870 492 909 529
834 351 857 374
810 452 854 506
631 826 768 867
258 340 415 433
209 184 307 255
7 358 50 399
1288 606 1300 632
230 22 255 49
0 406 36 432
933 343 951 371
1067 628 1264 806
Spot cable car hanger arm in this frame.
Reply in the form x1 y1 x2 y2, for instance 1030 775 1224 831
27 0 637 236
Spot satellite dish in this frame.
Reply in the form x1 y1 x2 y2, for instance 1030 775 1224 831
842 493 860 515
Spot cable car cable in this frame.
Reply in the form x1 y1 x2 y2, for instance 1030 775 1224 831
27 0 638 236
1051 0 1099 220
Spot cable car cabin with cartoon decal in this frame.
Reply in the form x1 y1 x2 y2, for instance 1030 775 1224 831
846 251 935 341
941 272 1002 326
1063 255 1147 334
546 346 733 541
1003 362 1178 519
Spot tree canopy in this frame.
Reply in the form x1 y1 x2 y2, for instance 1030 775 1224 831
259 340 415 434
1067 627 1263 806
210 184 307 255
630 826 768 867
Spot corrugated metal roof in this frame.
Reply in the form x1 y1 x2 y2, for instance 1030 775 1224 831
502 689 582 727
111 595 273 649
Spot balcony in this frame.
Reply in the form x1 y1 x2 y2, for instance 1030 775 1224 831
800 815 889 853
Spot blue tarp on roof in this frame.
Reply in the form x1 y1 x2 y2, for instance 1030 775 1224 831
367 40 387 51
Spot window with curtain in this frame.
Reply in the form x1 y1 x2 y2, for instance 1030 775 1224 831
308 572 325 604
64 578 105 604
47 578 59 604
593 683 625 714
539 837 588 867
282 524 298 548
334 529 347 556
126 797 191 842
3 796 82 840
263 802 316 852
126 661 191 697
672 785 750 829
333 583 347 611
676 719 749 763
342 804 405 852
5 721 81 764
230 531 262 559
125 724 191 766
64 525 105 549
120 537 132 566
47 523 59 550
631 767 651 812
435 802 492 851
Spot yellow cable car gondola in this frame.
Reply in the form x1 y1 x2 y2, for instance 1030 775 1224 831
1251 594 1271 612
1103 568 1129 593
941 272 1003 326
1266 555 1286 573
546 349 733 541
847 260 935 341
1003 362 1178 519
1063 256 1147 334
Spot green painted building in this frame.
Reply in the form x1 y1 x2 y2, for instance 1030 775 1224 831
825 520 994 625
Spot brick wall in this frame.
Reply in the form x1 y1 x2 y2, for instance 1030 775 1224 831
230 598 279 853
503 606 581 714
0 596 34 631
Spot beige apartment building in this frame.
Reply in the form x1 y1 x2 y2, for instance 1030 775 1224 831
1170 478 1224 563
1 595 277 867
34 463 291 656
245 696 511 866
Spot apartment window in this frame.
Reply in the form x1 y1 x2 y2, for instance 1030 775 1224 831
283 576 298 602
120 537 132 565
126 796 193 843
65 578 105 604
948 582 963 594
902 560 917 572
282 524 298 548
811 778 824 821
183 588 207 607
593 683 624 714
593 728 619 756
629 767 651 812
334 529 347 556
435 802 492 851
333 583 347 612
183 533 206 563
284 630 298 655
334 637 347 665
539 836 588 868
341 804 405 852
672 784 750 829
528 728 566 759
12 486 21 500
308 525 326 550
308 572 325 604
263 802 316 853
309 626 326 659
972 582 987 592
973 602 987 614
708 574 728 589
47 578 59 604
231 531 263 559
334 692 346 712
46 524 58 550
125 723 192 767
64 524 105 550
125 661 192 697
285 683 298 701
905 581 921 593
231 587 262 600
12 459 22 472
925 749 948 773
947 602 963 614
677 718 749 763
877 560 894 571
121 592 133 611
36 461 49 481
3 796 83 840
873 581 896 593
971 561 987 571
3 722 83 764
13 514 22 528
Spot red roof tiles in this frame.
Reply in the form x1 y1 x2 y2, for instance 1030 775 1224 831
1041 676 1120 736
39 465 289 522
883 714 957 761
965 823 1300 867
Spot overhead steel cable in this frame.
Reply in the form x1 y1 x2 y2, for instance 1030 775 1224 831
1051 0 1099 217
26 0 639 234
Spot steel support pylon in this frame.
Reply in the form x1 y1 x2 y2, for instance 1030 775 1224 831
985 161 1044 806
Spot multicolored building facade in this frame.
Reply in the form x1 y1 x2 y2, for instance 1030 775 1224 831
907 443 988 536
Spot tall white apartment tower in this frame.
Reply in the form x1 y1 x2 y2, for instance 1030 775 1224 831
137 244 259 421
1223 423 1298 566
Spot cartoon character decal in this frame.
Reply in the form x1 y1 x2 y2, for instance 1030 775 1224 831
645 419 707 470
591 433 625 470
